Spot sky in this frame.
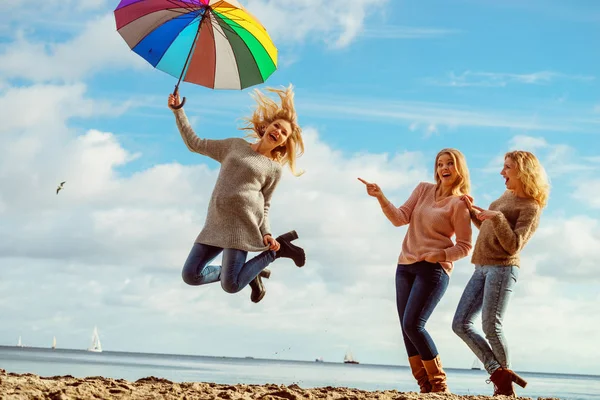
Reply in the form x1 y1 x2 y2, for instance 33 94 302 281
0 0 599 378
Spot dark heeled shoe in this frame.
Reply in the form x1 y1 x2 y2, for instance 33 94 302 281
249 269 271 303
275 230 305 267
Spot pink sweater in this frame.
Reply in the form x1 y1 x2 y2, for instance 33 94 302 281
382 182 472 275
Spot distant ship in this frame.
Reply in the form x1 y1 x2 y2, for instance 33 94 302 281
16 336 24 348
87 326 102 353
343 349 359 364
52 336 57 350
471 357 482 370
315 356 324 363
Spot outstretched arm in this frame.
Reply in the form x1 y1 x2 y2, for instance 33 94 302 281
169 93 230 162
358 179 423 227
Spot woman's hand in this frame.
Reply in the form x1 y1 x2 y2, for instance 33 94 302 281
461 195 484 217
263 234 280 251
358 178 383 198
422 250 446 263
477 210 502 221
168 92 182 110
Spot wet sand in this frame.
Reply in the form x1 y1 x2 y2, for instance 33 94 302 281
0 369 557 399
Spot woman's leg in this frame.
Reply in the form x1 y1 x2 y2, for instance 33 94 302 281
395 264 419 356
401 262 449 360
452 266 500 372
181 243 224 286
220 249 276 294
481 266 519 371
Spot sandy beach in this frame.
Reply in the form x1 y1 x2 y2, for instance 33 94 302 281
0 369 560 400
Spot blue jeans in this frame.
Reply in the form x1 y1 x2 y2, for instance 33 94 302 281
452 265 519 374
181 243 275 293
395 261 449 361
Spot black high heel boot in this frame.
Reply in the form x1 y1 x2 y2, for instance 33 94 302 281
249 269 271 303
275 230 306 267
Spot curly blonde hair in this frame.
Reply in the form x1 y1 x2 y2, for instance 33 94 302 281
434 148 471 196
505 150 550 208
242 84 304 176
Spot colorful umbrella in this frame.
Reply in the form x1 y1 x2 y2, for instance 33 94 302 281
114 0 278 107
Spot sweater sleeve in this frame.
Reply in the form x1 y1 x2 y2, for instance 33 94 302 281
259 166 282 237
173 108 231 162
470 210 483 230
381 183 424 227
491 204 540 256
444 200 473 262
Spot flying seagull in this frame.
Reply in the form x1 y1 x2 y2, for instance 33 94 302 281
56 181 66 194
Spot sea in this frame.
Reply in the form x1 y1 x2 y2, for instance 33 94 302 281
1 346 598 400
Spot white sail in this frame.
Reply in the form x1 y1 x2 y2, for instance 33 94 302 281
17 336 23 347
471 357 482 370
344 350 354 362
52 336 57 349
87 326 102 352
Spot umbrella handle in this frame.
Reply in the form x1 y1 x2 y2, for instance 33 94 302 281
170 87 186 110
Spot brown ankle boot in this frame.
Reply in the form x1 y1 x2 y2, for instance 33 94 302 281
422 355 450 393
249 269 271 303
488 367 527 397
408 355 431 393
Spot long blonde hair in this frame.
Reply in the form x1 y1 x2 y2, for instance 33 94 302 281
434 148 471 196
242 84 304 176
505 150 550 208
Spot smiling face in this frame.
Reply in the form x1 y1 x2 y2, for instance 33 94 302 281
260 119 292 151
501 156 524 193
436 153 458 188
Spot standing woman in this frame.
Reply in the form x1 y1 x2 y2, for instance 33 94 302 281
359 148 473 393
169 85 306 304
452 151 550 396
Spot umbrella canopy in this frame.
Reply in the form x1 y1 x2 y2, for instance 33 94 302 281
114 0 277 90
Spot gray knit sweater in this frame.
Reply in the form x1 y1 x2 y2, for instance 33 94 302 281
173 108 282 252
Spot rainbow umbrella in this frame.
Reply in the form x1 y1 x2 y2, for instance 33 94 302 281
114 0 277 107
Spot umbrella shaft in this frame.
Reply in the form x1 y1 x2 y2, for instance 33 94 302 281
175 7 209 92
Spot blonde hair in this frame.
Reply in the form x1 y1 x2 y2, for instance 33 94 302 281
242 84 304 176
434 148 471 196
505 150 550 208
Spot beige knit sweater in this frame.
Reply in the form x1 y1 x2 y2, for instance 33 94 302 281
470 191 541 267
382 182 472 275
173 108 282 252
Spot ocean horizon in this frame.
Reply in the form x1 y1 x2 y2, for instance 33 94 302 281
1 345 598 399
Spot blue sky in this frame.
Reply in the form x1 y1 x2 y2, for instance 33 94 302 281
1 0 599 384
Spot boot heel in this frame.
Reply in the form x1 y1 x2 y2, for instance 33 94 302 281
511 371 527 388
260 269 271 279
277 230 298 242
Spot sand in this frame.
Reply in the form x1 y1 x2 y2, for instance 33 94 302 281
0 369 558 400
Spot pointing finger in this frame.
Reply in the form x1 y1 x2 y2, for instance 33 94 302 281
357 177 370 185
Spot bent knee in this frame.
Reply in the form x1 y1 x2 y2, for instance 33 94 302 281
181 270 197 286
220 279 242 294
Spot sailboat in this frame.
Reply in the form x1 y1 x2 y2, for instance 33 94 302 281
471 357 482 370
343 349 359 364
52 336 57 350
87 326 102 353
16 336 23 348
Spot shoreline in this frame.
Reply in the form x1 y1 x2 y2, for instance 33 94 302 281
0 369 558 400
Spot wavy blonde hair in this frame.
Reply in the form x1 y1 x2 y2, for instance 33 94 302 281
242 84 304 176
434 148 471 196
505 150 550 208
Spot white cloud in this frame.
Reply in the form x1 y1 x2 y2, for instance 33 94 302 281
361 27 460 39
573 180 600 209
299 95 600 134
429 70 595 88
0 13 145 83
245 0 388 48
